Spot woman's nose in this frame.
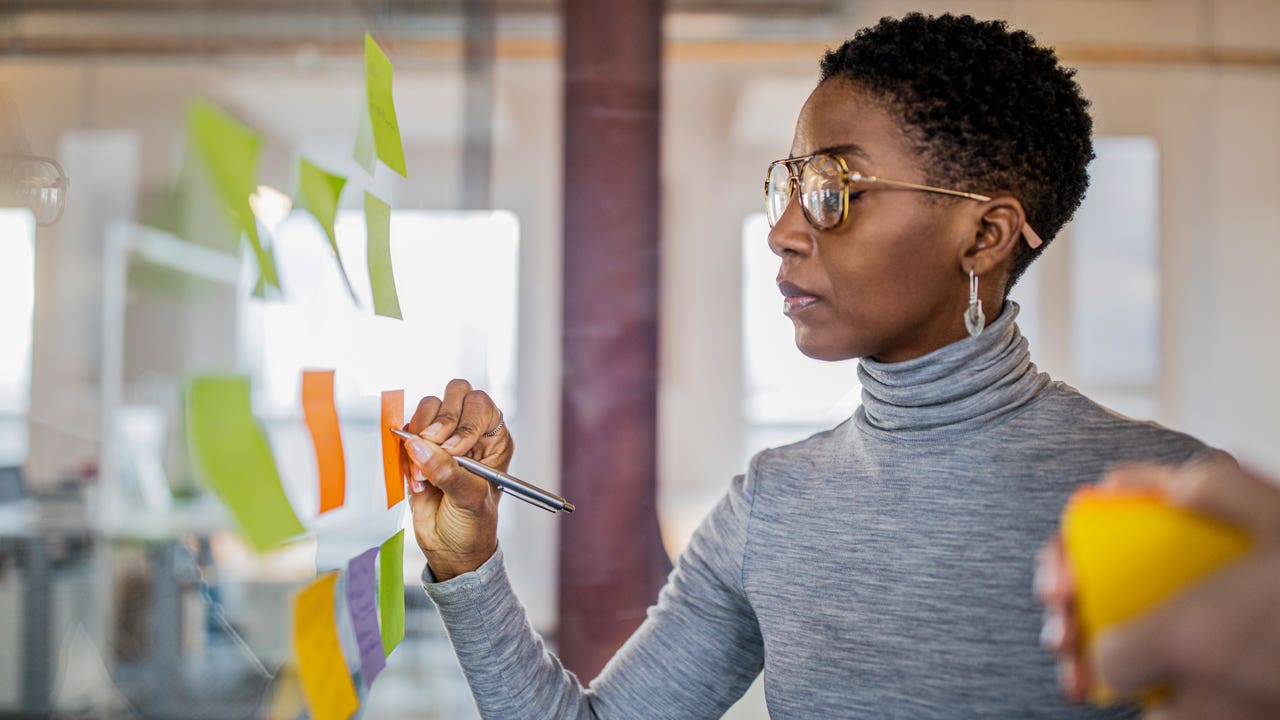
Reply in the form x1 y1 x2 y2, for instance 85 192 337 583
767 190 815 259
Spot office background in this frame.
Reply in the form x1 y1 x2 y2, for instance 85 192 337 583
1 0 1278 717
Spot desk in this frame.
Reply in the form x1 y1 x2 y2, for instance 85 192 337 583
0 496 93 715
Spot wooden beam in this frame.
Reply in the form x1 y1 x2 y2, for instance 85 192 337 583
6 35 1280 69
559 0 669 682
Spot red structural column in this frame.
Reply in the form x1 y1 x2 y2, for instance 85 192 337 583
559 0 670 681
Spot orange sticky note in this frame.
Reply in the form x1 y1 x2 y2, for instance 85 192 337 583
1062 487 1252 705
302 370 346 513
293 573 358 720
381 390 406 508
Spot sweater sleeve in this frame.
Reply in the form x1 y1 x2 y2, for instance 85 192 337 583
422 466 764 719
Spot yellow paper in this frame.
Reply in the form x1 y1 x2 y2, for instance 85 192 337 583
1062 487 1252 705
364 192 401 319
296 157 358 302
293 573 359 720
378 529 406 656
185 98 282 293
185 375 305 552
359 34 408 178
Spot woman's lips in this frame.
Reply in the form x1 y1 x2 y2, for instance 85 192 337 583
782 294 819 314
778 280 820 315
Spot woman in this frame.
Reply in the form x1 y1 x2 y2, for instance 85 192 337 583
400 13 1212 718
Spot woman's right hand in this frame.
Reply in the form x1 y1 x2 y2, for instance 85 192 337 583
402 379 513 582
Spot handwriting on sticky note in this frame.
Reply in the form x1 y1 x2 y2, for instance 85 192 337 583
302 370 346 514
185 375 304 552
379 530 406 656
364 192 402 319
293 573 359 720
345 547 386 689
382 390 406 508
362 33 408 178
186 99 281 292
297 157 358 303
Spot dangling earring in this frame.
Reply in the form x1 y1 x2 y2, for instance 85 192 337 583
964 268 985 338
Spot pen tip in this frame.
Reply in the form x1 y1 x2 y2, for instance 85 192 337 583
562 503 575 514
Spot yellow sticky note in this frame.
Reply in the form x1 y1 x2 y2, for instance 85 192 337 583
293 573 359 720
186 98 282 293
357 33 408 178
296 157 358 303
378 529 406 656
185 375 305 553
364 192 401 319
1062 487 1252 705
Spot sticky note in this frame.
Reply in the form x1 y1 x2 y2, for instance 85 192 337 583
186 99 282 293
296 157 358 303
382 390 406 508
302 370 346 514
293 573 359 720
185 375 305 552
356 33 408 178
364 192 401 319
378 530 406 656
345 547 386 689
1062 487 1252 705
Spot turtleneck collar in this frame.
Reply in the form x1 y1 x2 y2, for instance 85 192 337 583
853 301 1050 441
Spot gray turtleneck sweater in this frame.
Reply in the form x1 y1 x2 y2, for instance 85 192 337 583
422 304 1208 719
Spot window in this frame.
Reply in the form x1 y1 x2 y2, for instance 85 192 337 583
0 208 35 465
1068 136 1161 419
241 209 520 524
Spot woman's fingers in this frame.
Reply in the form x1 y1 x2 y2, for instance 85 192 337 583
406 395 442 436
1166 455 1280 540
1101 454 1280 539
440 389 501 456
403 436 492 512
420 379 472 444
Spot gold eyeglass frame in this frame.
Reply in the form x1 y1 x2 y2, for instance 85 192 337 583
765 152 1043 249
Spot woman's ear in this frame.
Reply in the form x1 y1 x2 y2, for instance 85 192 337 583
957 196 1027 276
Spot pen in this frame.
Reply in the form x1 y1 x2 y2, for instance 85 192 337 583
390 428 575 514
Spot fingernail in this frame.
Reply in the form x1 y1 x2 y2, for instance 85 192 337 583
407 440 429 462
412 480 426 493
425 422 444 440
442 436 460 451
1040 612 1065 650
1033 559 1057 599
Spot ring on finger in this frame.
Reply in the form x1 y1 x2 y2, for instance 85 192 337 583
482 417 504 438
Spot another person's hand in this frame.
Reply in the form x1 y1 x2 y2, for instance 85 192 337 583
1036 455 1280 719
402 379 513 582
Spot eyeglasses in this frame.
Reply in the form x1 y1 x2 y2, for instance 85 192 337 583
1 155 70 226
765 152 1042 249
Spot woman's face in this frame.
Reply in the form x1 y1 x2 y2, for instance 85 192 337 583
770 79 990 363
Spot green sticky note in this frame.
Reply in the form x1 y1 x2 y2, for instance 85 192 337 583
378 529 406 656
297 158 358 303
359 33 408 178
363 192 401 319
186 99 282 293
185 375 305 552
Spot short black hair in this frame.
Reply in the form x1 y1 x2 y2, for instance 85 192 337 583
820 13 1094 291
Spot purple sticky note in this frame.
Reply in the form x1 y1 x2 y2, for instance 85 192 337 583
346 546 386 688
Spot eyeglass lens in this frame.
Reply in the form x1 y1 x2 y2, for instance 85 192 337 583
766 155 846 230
